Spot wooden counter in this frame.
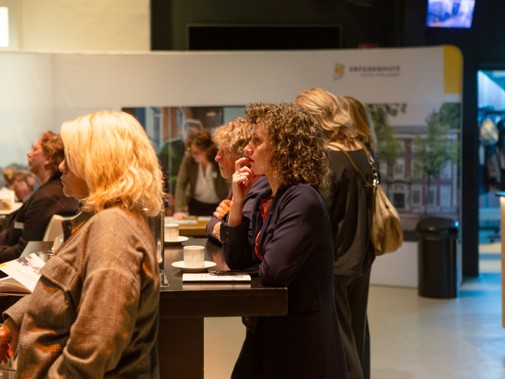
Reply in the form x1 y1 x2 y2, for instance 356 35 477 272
0 239 288 379
158 238 288 379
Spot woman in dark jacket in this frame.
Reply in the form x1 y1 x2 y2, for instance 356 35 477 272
221 103 348 379
0 131 79 263
297 88 378 379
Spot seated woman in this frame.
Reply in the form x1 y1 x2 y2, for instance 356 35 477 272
221 103 349 378
0 110 164 378
0 131 80 263
173 130 229 219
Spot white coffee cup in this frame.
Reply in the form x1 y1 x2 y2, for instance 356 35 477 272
183 245 205 268
165 223 179 241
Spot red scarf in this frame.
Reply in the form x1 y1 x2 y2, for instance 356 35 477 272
254 198 273 261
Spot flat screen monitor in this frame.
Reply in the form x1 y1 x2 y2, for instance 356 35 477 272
426 0 475 29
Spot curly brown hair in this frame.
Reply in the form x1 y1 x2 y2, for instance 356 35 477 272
187 130 218 161
245 102 329 189
213 117 252 157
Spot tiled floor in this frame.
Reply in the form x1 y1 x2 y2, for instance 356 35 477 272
204 240 504 379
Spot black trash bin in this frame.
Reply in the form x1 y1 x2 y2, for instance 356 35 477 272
416 217 459 298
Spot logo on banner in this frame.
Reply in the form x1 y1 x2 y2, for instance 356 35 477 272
333 63 401 80
333 63 345 80
349 65 401 78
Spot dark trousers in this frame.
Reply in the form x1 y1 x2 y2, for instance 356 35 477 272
334 266 372 379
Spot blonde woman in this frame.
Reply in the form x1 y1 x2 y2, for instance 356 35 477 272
344 95 377 153
297 88 377 379
0 110 163 378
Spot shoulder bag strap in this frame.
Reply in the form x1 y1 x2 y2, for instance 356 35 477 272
338 149 374 189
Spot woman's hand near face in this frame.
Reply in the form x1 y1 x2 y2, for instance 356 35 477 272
231 158 254 204
228 158 254 226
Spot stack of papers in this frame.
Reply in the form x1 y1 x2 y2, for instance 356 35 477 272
182 273 251 282
164 217 198 225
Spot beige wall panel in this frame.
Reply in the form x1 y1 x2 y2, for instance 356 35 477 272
20 0 149 51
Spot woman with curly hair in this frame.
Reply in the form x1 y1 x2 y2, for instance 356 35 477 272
296 88 378 379
221 103 349 379
0 110 163 377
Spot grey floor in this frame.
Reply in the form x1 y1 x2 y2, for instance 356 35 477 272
204 239 505 379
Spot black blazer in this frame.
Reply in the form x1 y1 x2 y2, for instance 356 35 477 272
0 174 80 263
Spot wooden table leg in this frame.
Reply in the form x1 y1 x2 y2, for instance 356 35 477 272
158 317 204 379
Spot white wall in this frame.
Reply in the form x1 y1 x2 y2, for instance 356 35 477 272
370 243 418 287
0 46 460 171
16 0 149 51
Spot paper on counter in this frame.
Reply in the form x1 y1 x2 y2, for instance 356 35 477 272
164 217 198 225
182 273 251 282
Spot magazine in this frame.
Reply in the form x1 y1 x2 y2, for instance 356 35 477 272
0 276 31 296
0 253 46 295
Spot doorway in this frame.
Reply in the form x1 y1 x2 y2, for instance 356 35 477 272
477 69 505 273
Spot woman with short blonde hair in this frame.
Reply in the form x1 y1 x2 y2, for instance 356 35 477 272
0 110 163 378
61 110 163 216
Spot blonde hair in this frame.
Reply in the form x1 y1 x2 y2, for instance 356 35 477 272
213 117 252 158
344 96 376 151
296 87 358 148
60 110 163 216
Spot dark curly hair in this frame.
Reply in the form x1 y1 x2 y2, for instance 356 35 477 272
245 102 329 190
187 130 218 161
